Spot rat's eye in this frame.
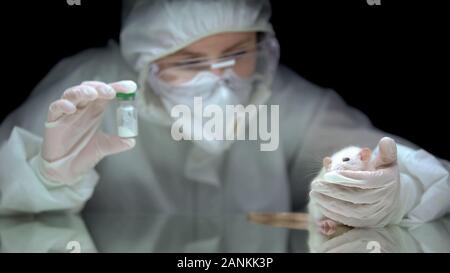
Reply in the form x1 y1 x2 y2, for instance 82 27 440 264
342 157 350 162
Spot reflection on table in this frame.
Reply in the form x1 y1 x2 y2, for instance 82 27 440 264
0 212 449 253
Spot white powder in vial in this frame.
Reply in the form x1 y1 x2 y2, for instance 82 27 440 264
118 126 137 138
117 104 138 138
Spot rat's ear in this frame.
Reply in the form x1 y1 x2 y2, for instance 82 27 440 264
323 157 332 170
359 148 372 162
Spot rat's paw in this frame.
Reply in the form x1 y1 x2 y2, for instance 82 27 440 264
318 219 338 236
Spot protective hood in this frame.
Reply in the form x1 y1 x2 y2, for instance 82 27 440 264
120 0 274 72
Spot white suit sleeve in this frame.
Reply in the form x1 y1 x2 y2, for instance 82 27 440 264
0 50 105 215
396 145 450 224
289 88 450 223
0 127 98 215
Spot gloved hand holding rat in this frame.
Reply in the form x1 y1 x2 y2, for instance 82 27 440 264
309 137 406 233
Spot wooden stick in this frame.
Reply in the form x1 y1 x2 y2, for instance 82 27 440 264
247 212 310 230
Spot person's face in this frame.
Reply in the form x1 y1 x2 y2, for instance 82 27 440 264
156 32 257 84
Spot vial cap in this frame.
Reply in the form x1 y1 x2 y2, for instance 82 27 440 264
116 92 136 100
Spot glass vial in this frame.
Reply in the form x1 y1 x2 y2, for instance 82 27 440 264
116 92 138 138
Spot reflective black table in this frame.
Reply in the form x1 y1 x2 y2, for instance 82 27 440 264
1 212 449 253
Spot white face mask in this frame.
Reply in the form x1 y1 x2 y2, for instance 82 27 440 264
147 69 255 154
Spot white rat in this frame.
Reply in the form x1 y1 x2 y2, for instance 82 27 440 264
323 146 374 172
309 137 397 236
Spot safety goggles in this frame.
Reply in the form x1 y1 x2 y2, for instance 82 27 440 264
149 34 280 86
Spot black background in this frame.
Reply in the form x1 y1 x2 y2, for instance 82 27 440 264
2 0 448 159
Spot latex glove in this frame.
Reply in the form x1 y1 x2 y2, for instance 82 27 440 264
308 225 421 253
310 137 405 228
36 81 137 185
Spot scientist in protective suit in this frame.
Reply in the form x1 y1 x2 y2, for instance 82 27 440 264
0 0 449 228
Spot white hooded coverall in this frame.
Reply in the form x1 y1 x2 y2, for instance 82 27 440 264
0 0 449 225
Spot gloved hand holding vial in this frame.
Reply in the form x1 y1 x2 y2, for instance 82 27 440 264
36 80 137 186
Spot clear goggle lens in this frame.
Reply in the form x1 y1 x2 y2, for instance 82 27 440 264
150 35 279 86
